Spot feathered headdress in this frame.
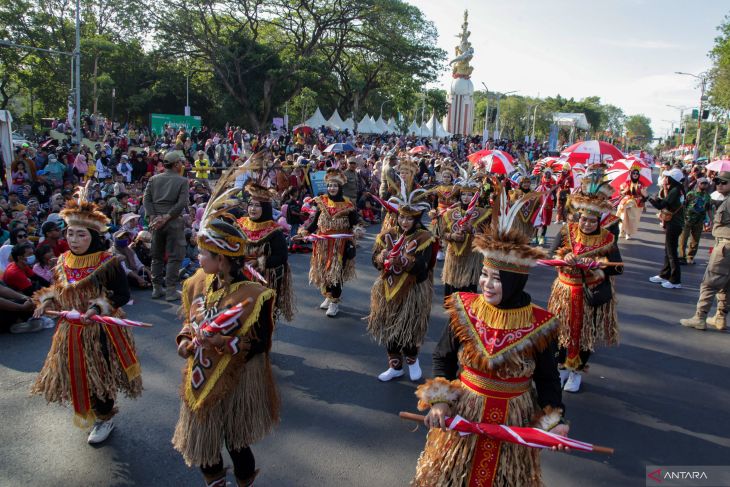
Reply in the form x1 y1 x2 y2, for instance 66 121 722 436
453 161 481 190
473 183 545 274
60 181 109 233
197 155 252 257
245 181 277 202
579 168 614 200
387 174 432 217
324 167 347 186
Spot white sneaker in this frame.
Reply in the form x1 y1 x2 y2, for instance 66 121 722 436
436 249 445 261
661 281 682 289
649 275 667 284
558 368 570 388
407 359 422 381
319 297 331 309
325 302 339 317
378 367 405 382
87 419 115 444
563 372 582 393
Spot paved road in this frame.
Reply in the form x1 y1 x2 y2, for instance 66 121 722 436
2 211 729 487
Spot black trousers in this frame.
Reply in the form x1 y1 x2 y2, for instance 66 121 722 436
325 284 342 299
200 445 255 483
660 224 682 284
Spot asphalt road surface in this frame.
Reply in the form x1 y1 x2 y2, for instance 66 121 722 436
2 211 729 487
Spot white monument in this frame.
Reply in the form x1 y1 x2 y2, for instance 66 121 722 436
446 11 475 136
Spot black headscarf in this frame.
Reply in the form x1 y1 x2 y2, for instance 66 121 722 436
71 228 109 256
251 200 274 222
495 269 531 309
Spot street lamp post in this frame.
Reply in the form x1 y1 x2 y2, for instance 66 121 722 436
676 71 708 159
667 104 690 150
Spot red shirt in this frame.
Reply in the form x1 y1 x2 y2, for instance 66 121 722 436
47 238 70 257
3 262 33 293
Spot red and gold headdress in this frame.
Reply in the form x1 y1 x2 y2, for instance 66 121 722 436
324 167 347 186
60 181 110 233
473 184 545 274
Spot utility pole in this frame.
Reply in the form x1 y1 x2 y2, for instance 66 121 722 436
676 71 708 159
74 0 81 145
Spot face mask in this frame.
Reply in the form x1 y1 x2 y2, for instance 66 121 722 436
25 255 36 265
115 239 129 248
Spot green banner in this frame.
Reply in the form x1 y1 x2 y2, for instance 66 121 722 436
150 113 202 135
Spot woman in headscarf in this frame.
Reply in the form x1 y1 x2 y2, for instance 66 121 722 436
548 189 623 393
368 185 434 382
31 185 141 444
647 168 685 289
429 163 457 262
616 163 649 240
413 187 566 487
298 168 364 318
236 182 295 322
173 211 278 487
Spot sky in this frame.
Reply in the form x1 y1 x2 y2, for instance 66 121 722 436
407 0 729 140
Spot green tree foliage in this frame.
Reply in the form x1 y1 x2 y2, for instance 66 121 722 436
624 114 653 149
709 13 730 110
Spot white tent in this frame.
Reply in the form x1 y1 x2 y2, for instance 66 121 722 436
425 114 450 138
327 109 346 131
375 115 390 133
387 117 398 134
341 117 355 132
357 114 378 134
0 110 13 186
553 112 590 131
406 120 420 135
304 107 328 129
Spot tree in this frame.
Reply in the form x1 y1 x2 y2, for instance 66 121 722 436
709 13 730 110
624 114 653 149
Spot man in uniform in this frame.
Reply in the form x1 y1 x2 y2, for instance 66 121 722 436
143 152 188 301
680 171 730 330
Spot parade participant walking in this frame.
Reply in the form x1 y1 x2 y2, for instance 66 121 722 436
368 185 434 382
548 188 623 393
143 151 188 301
413 188 566 487
678 177 712 265
441 171 491 296
555 162 574 223
616 165 649 240
381 157 419 232
680 171 730 331
31 185 141 443
535 169 557 245
648 168 685 289
430 163 457 261
298 168 363 317
236 182 295 322
172 210 278 487
509 175 541 241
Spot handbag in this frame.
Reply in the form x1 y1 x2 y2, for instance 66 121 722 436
581 270 612 307
658 206 680 223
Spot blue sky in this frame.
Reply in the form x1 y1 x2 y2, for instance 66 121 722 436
408 0 729 139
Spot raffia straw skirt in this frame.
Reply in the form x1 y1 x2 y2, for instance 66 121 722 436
172 353 280 467
442 249 482 289
367 277 433 348
413 388 543 487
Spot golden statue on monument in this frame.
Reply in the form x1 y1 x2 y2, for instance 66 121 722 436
449 10 474 79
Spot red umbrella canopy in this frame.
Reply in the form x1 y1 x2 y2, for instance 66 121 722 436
706 159 730 173
467 149 514 165
293 125 313 135
562 140 624 165
607 158 653 193
409 145 429 155
478 152 515 175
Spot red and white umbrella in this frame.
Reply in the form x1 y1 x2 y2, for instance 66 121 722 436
706 159 730 173
476 151 515 174
562 140 624 165
606 158 653 193
468 149 514 164
409 145 429 155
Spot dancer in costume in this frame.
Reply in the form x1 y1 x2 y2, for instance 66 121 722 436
236 181 295 321
509 175 541 241
299 168 363 317
548 187 623 393
555 162 574 223
413 187 566 487
430 164 458 261
31 183 141 444
616 164 648 240
368 184 435 382
382 157 419 232
173 179 278 487
534 169 557 245
441 170 491 297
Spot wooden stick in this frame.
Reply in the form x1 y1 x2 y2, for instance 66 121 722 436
398 412 614 455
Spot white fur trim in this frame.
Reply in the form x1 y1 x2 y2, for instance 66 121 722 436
536 410 563 431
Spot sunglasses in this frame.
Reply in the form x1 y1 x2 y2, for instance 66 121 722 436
17 234 27 238
714 179 729 185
